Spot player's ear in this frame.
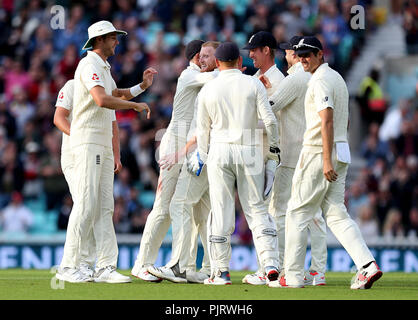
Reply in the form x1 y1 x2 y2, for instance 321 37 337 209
215 58 220 68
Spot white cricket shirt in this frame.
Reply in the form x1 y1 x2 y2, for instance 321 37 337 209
70 51 117 149
196 69 279 159
166 62 218 139
303 63 349 148
269 62 311 168
56 78 116 155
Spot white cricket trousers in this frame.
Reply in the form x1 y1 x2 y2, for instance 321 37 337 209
60 144 118 269
284 146 375 286
166 162 211 274
269 165 327 273
61 152 97 268
207 143 279 273
134 132 184 269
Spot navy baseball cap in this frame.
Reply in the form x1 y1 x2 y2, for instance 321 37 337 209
185 39 204 61
215 42 240 62
293 36 323 55
243 31 277 50
279 35 303 50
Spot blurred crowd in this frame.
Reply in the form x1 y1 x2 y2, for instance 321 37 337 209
0 0 417 242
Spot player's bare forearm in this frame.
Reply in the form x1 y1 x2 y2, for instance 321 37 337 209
53 107 71 136
112 88 134 101
90 86 150 118
319 108 337 182
112 120 122 174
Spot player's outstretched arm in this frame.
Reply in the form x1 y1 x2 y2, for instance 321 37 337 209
90 85 150 118
159 136 197 170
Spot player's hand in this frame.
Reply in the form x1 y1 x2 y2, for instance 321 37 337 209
259 74 272 89
323 161 338 182
186 150 204 176
159 151 182 171
133 102 151 119
140 67 158 90
264 159 278 199
266 146 281 164
114 158 122 174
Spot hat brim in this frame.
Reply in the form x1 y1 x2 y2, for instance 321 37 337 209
242 43 259 50
82 30 127 50
295 47 316 55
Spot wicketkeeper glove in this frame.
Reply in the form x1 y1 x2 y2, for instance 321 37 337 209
186 150 204 176
267 146 281 164
264 159 278 199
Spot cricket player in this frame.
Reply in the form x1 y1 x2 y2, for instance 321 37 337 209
275 36 382 289
131 40 218 282
53 68 153 278
241 31 285 285
57 20 152 283
147 41 221 284
253 35 328 287
193 42 281 285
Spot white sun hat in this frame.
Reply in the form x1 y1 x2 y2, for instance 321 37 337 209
82 20 127 50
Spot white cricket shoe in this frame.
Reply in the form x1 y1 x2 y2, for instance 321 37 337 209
147 265 187 283
204 270 232 285
94 266 132 283
56 267 93 283
242 271 266 285
131 264 162 282
304 270 326 286
350 261 382 290
268 274 304 288
186 270 210 284
79 263 95 278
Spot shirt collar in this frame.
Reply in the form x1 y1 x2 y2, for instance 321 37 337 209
219 69 242 75
255 64 277 77
287 62 303 74
87 51 111 70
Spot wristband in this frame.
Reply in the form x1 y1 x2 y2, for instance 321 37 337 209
129 84 145 97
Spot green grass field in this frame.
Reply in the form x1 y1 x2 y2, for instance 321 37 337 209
1 269 418 300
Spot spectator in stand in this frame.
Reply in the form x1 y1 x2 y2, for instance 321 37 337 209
347 180 369 219
406 206 418 238
186 1 216 41
319 0 351 73
0 191 34 233
394 119 418 158
383 208 405 238
379 98 413 142
114 167 132 203
56 44 80 82
9 87 35 138
0 141 24 208
402 0 418 54
356 205 380 239
360 122 389 167
21 141 42 199
0 95 16 139
390 156 415 227
356 68 388 127
39 131 68 211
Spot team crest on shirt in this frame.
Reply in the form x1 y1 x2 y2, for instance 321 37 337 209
59 91 64 99
323 96 328 102
92 73 100 81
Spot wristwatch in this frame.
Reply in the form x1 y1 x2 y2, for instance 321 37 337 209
270 146 280 154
